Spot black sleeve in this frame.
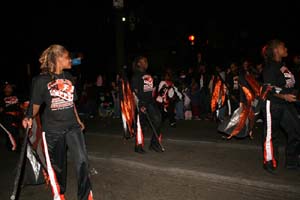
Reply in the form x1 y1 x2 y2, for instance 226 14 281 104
30 77 44 106
25 101 33 118
131 75 141 95
263 66 292 95
25 77 43 118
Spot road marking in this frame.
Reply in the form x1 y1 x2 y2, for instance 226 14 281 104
88 154 300 195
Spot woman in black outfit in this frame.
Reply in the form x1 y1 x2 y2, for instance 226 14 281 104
261 39 300 173
131 56 165 153
22 44 94 200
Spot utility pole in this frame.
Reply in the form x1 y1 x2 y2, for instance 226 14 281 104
113 0 125 71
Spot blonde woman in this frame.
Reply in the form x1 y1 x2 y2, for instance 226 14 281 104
22 44 94 200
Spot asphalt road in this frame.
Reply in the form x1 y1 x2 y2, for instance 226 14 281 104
1 117 299 200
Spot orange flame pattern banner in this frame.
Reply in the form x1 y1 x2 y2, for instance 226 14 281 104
211 79 226 113
120 79 136 137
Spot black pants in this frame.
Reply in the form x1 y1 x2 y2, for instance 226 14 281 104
45 125 92 200
262 100 300 168
1 114 20 151
160 101 176 125
140 103 162 145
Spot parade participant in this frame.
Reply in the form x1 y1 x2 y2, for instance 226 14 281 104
0 82 22 151
210 65 228 122
197 64 211 120
261 39 300 173
22 44 94 200
217 68 262 140
226 62 240 112
131 55 164 153
156 71 182 127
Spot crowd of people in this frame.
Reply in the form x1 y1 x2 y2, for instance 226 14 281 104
73 41 300 174
76 50 300 125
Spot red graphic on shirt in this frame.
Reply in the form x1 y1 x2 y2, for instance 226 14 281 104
4 96 18 106
47 79 74 111
142 75 154 92
280 66 295 88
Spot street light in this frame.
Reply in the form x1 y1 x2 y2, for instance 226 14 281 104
188 35 195 45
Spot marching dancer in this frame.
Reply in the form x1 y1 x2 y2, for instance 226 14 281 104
130 56 164 153
261 39 300 173
22 44 94 199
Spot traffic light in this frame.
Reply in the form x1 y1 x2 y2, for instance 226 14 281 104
188 35 195 45
188 35 195 41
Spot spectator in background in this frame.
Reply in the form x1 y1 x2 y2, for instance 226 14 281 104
111 80 120 118
174 69 186 120
190 76 201 120
182 84 192 120
185 66 194 86
226 62 240 112
95 74 113 118
79 79 98 119
0 82 23 151
197 64 211 120
156 71 182 127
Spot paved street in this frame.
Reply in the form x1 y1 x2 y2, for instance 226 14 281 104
1 117 299 200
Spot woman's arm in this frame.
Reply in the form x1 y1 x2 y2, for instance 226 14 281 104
274 93 296 102
74 105 85 131
22 104 40 128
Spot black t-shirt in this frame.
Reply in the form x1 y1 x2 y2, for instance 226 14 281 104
131 70 155 106
29 72 78 131
0 94 20 113
0 94 22 123
263 61 296 104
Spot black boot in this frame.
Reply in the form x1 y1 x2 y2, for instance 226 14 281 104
149 142 165 152
134 145 146 154
263 161 277 174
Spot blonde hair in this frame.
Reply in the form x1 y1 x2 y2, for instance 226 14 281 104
39 44 68 75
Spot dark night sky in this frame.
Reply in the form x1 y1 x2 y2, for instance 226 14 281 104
2 1 300 87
